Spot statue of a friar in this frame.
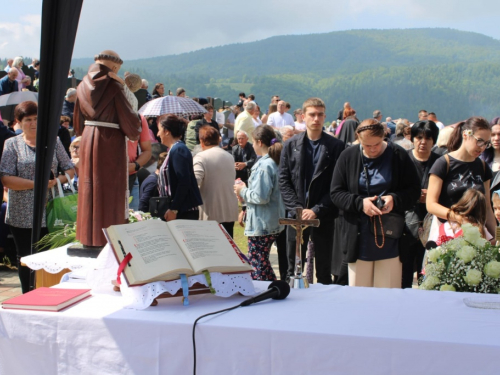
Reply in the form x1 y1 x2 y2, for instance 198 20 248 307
72 50 141 255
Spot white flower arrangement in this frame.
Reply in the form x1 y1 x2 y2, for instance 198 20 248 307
128 209 157 223
420 223 500 293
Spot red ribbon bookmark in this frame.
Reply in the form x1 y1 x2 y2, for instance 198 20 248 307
117 253 133 285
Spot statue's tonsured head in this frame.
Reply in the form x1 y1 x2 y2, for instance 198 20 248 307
94 50 123 72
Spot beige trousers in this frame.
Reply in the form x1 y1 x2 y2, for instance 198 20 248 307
348 257 402 288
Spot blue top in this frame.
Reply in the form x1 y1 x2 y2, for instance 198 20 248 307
139 174 158 212
240 154 285 237
61 100 75 119
358 143 399 261
0 75 18 96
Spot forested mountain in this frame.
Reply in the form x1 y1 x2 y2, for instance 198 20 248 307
71 28 500 124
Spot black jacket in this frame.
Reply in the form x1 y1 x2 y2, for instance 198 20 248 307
232 143 257 182
195 118 219 144
337 118 359 146
139 174 159 212
61 100 75 120
58 126 72 157
330 142 420 272
279 132 345 221
166 142 203 213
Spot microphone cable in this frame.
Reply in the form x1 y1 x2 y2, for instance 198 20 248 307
192 303 242 375
191 281 289 374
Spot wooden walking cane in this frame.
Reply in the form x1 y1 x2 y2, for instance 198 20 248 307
279 207 320 288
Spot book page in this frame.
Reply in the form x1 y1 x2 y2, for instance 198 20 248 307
106 220 193 283
167 220 251 273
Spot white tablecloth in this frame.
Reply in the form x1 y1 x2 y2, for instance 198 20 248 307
20 244 97 274
1 283 500 375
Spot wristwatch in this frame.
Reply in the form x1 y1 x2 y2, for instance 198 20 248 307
134 161 140 171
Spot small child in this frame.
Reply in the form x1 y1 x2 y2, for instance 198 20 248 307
438 189 492 240
492 190 500 224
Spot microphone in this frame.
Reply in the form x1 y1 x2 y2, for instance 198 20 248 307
240 280 290 307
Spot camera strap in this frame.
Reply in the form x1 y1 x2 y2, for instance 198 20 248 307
359 145 371 196
360 144 385 248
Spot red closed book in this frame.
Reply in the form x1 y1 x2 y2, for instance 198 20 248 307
1 287 91 312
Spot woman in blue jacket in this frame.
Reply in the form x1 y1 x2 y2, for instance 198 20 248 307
234 125 285 280
157 114 202 221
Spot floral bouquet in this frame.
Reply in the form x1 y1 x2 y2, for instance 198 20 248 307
420 223 500 293
128 209 156 223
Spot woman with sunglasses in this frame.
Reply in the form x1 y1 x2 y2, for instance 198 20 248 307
427 117 496 237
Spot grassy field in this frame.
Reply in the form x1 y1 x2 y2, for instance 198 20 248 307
232 221 248 254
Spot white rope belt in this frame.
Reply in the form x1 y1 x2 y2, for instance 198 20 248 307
84 120 120 129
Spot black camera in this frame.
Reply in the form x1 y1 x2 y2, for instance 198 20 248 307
375 196 385 209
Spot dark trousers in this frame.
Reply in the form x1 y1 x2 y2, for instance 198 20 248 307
0 202 10 248
128 173 137 191
402 241 425 288
220 221 234 238
177 210 199 221
333 259 349 286
10 226 49 293
275 230 287 281
286 224 334 285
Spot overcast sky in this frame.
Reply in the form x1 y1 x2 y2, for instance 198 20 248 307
2 0 500 61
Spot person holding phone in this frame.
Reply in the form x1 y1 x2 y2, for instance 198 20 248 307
330 119 420 288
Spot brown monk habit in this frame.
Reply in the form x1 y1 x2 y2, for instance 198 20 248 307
74 63 141 247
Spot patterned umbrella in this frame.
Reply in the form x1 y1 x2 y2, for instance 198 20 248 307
138 96 207 117
0 91 38 120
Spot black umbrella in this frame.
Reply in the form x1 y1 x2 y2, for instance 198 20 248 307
0 91 38 121
30 0 83 290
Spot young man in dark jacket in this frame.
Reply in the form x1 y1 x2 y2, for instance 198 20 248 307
279 97 345 285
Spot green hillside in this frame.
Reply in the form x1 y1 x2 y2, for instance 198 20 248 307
72 28 500 124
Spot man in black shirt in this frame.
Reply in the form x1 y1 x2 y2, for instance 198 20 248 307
236 92 246 109
194 104 220 144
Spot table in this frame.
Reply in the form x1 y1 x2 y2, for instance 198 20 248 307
1 283 499 375
20 245 97 288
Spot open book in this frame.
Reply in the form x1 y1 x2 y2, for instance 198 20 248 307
104 220 252 286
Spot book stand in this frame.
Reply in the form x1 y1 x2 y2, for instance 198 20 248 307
112 281 210 306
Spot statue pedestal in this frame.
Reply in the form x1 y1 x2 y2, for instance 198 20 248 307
67 244 103 258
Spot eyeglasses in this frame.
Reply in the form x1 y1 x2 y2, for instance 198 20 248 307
472 135 492 149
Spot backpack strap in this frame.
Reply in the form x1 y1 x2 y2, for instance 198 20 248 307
444 154 450 175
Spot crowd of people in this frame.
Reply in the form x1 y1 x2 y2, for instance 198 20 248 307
1 56 499 292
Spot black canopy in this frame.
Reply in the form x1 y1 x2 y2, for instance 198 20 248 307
30 0 83 290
